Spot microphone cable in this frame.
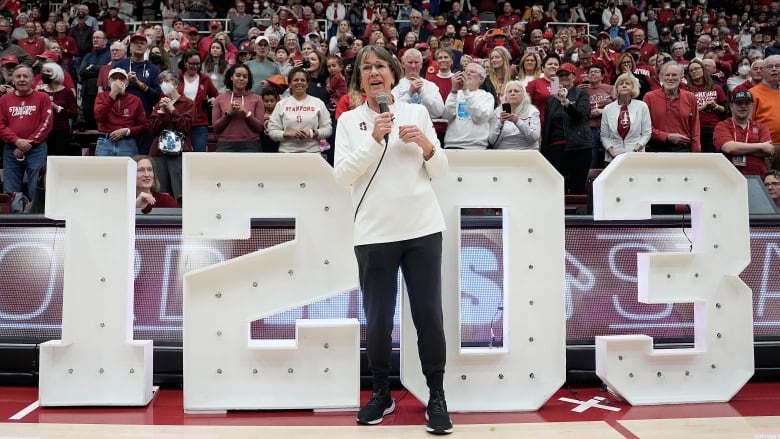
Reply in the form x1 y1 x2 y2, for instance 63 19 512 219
353 93 391 221
354 138 388 222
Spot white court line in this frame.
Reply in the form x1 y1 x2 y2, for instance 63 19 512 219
9 400 39 420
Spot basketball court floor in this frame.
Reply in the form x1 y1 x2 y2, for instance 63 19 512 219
1 382 779 438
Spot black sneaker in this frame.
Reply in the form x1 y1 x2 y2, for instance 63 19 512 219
356 389 395 425
425 389 453 435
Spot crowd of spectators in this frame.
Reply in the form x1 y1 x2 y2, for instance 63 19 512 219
0 0 779 212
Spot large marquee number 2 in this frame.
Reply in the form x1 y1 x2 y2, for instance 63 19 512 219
180 153 360 412
592 153 754 405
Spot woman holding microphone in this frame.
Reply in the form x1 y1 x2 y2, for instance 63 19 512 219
334 45 452 435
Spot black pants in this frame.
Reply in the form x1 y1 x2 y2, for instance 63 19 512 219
354 232 446 392
542 146 592 195
700 126 715 153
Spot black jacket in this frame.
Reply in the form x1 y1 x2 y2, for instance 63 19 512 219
541 86 592 151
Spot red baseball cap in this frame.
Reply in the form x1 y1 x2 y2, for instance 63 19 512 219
130 32 148 43
37 50 60 63
0 55 19 66
187 26 200 35
556 63 577 75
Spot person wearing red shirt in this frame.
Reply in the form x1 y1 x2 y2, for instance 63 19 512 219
583 64 614 168
33 51 76 96
643 61 701 152
427 47 454 145
97 41 127 93
631 29 657 63
495 2 521 32
0 64 52 199
148 71 194 200
527 54 561 127
134 155 179 214
52 20 78 69
102 6 128 42
94 68 147 157
714 91 774 176
177 50 219 153
17 21 45 57
197 22 221 60
686 59 728 153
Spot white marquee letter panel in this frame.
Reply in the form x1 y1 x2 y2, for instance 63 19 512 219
181 153 359 412
592 153 754 405
39 157 153 406
401 150 567 412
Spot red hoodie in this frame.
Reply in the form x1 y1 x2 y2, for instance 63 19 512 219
0 90 53 144
94 91 147 136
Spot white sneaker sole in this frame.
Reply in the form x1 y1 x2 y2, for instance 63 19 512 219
357 398 396 425
425 411 453 434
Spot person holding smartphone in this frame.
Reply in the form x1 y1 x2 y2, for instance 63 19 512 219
442 63 495 149
539 62 592 194
526 54 561 127
488 80 540 149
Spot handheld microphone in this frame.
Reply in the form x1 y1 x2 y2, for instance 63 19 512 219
376 92 390 144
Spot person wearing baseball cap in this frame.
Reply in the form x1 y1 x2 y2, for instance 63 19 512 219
37 50 59 63
0 54 18 68
713 91 774 176
540 60 593 195
0 54 17 94
93 67 147 157
32 50 78 96
112 30 160 116
109 29 160 155
186 27 201 55
245 34 280 94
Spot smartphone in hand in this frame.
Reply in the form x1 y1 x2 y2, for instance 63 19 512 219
550 76 559 95
502 103 511 113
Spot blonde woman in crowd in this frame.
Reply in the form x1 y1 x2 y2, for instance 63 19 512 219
488 80 540 150
517 52 542 89
483 46 514 101
600 73 651 164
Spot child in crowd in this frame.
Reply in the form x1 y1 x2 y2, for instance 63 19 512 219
326 55 347 110
261 87 280 153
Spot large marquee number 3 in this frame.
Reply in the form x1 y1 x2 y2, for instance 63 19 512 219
592 153 754 405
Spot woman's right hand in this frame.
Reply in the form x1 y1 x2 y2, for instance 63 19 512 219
372 111 394 144
136 192 156 209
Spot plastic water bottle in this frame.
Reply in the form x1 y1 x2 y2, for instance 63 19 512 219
456 91 470 120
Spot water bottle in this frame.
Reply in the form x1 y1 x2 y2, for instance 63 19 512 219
456 91 470 120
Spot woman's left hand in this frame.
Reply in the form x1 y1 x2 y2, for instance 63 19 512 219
399 124 432 153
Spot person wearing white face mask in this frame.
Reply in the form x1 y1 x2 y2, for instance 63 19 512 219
165 31 185 75
727 56 753 91
147 71 195 200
